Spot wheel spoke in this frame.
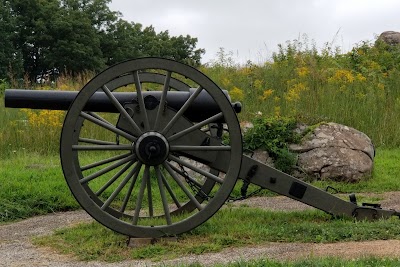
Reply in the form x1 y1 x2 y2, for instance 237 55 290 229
168 163 203 189
120 162 142 213
72 144 133 151
80 154 135 184
95 160 135 196
101 162 142 210
161 170 182 209
155 166 172 225
87 112 113 125
168 112 224 142
78 137 116 145
101 84 143 134
132 165 150 225
153 71 171 130
80 112 136 142
169 154 224 184
163 162 203 211
161 86 203 135
81 152 132 171
133 71 150 131
170 145 231 151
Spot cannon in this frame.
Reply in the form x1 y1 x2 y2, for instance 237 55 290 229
4 57 400 238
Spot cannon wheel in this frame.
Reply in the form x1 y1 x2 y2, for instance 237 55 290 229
60 57 242 238
77 70 220 217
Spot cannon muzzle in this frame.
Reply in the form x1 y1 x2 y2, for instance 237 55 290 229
5 89 241 122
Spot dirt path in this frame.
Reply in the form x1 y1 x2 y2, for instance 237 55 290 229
1 192 400 267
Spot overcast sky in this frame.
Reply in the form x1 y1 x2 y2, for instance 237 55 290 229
108 0 400 64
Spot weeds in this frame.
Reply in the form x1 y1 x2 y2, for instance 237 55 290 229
243 116 301 173
202 38 400 147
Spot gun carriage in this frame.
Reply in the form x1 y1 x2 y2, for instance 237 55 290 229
5 58 399 238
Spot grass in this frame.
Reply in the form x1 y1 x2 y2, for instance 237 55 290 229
0 152 79 222
33 208 400 262
1 148 399 223
198 257 400 267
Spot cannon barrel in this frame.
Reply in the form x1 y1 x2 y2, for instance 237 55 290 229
5 89 241 122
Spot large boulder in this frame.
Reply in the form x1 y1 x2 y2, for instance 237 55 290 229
290 123 375 182
378 31 400 46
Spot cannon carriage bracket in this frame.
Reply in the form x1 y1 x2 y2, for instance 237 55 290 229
4 57 400 238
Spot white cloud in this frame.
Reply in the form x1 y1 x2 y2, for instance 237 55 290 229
108 0 400 64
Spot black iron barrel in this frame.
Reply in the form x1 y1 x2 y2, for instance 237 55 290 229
5 89 241 122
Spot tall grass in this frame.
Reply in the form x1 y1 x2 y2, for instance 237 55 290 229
202 39 400 147
0 72 93 158
1 38 400 159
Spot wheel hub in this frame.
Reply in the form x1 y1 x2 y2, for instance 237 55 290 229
135 132 169 166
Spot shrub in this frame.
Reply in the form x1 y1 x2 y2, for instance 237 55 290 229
243 116 301 173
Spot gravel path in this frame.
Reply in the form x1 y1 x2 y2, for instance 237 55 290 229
1 192 400 266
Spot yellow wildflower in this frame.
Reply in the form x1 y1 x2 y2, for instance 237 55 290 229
260 89 274 101
22 109 64 128
284 82 308 102
296 66 310 77
239 67 252 76
230 86 244 101
366 61 380 71
328 69 354 84
377 83 385 91
253 79 263 90
274 106 281 117
285 88 301 102
355 73 366 82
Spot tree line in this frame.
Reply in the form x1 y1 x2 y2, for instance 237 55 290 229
0 0 205 81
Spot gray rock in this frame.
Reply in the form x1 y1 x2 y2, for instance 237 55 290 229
290 122 375 182
378 31 400 45
252 149 275 168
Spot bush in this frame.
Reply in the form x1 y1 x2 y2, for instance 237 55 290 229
243 116 301 173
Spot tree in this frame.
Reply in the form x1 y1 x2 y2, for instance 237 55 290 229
61 0 119 30
166 34 205 66
1 0 205 80
0 1 23 78
46 5 106 74
10 0 62 79
8 0 117 78
100 19 145 66
102 22 205 67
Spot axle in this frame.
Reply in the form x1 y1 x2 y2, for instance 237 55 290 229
5 89 241 122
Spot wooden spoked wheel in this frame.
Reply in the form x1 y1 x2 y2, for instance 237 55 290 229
60 58 242 237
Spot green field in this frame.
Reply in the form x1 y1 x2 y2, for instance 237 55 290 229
1 39 400 265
